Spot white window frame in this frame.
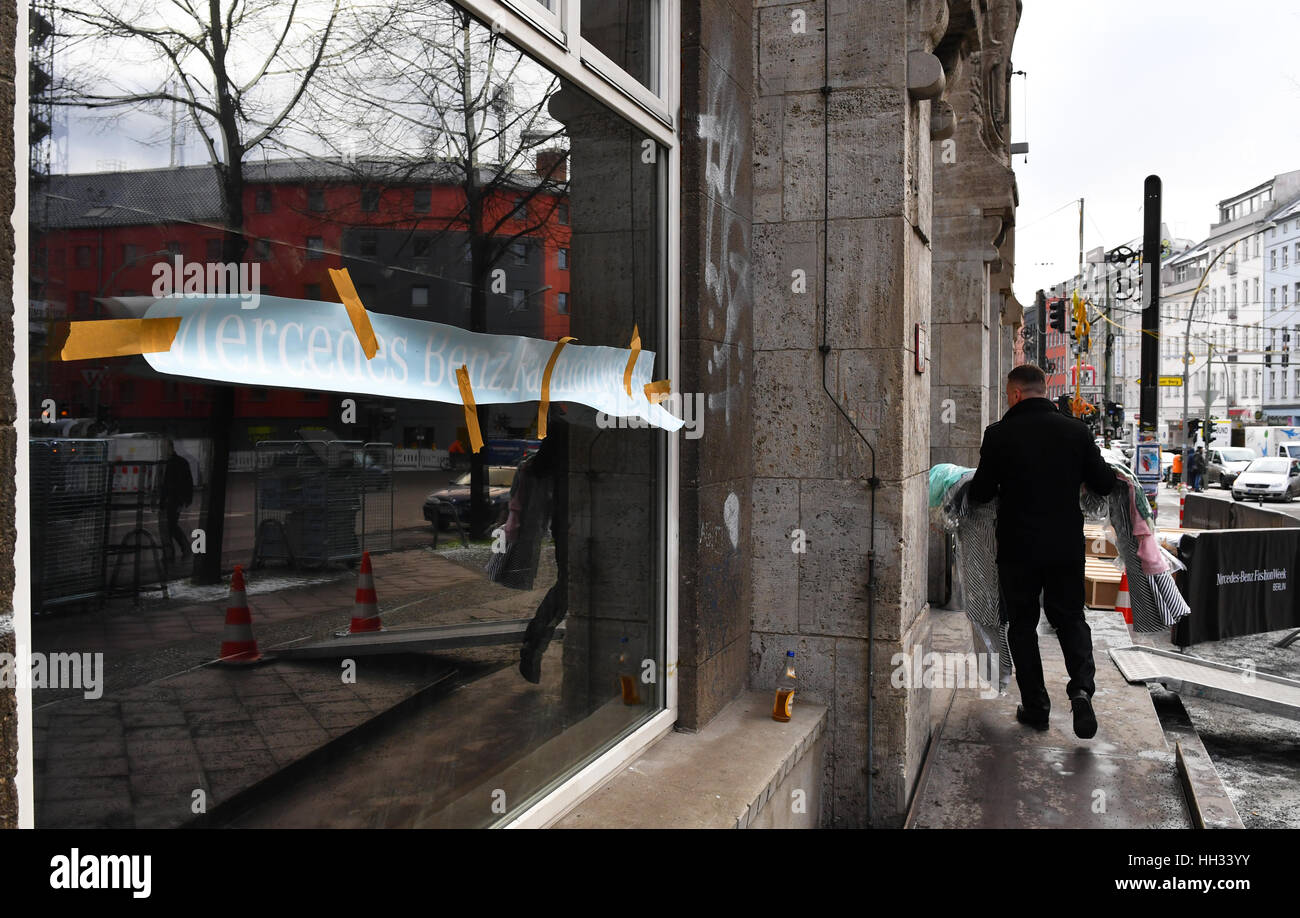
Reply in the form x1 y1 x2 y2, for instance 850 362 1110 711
461 0 676 136
452 0 681 829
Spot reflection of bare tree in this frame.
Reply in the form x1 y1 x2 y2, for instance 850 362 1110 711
291 3 571 537
51 0 354 583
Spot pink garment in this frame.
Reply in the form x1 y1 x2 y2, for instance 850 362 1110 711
1126 479 1167 575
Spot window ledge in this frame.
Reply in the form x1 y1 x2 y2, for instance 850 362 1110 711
552 692 827 829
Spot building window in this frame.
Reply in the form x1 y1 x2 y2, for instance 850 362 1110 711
255 239 271 260
557 291 568 314
510 241 529 265
359 234 378 257
118 379 135 403
1272 288 1278 309
361 187 380 212
309 188 326 212
305 283 321 300
557 203 569 225
414 187 431 212
74 291 91 316
122 243 141 264
411 285 429 307
511 197 527 221
414 236 432 258
74 245 91 268
165 240 182 256
557 247 568 270
306 236 324 260
510 289 527 311
255 189 272 213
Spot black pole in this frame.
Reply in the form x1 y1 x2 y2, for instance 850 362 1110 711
1140 175 1162 440
1035 289 1046 367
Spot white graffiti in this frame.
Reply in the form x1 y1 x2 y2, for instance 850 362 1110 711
697 40 749 429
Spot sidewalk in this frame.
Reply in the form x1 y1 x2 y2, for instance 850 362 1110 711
907 605 1189 828
30 545 551 828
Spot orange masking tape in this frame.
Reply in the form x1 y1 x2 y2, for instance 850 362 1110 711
59 317 182 361
644 379 671 404
538 336 576 439
455 365 484 454
623 324 641 396
328 267 379 359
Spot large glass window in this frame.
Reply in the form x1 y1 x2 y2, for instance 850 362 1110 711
29 0 670 829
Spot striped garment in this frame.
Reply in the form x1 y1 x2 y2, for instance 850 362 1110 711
940 471 1013 690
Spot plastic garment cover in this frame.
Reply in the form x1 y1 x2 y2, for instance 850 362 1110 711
928 465 1013 692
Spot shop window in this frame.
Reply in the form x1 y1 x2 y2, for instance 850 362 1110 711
29 0 673 832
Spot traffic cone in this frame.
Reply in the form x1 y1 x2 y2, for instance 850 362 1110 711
349 551 383 633
1115 571 1133 625
218 565 262 664
1179 487 1186 528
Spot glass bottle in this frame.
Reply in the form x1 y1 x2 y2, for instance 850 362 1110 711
617 637 642 705
772 651 796 722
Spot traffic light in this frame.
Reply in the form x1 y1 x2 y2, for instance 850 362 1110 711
1284 332 1291 368
1049 299 1067 334
1186 418 1201 439
1207 418 1219 445
1056 394 1073 416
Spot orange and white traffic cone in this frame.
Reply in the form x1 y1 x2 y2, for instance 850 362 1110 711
349 551 383 633
1179 487 1186 528
218 565 262 664
1115 571 1133 625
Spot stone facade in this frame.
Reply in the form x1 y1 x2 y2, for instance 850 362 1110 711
926 1 1022 602
675 0 1020 826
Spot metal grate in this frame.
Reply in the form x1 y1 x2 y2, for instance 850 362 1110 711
253 440 393 568
30 438 112 610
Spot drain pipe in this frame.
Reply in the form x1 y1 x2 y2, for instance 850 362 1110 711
820 0 880 827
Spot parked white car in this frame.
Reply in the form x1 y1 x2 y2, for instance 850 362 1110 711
1231 457 1300 502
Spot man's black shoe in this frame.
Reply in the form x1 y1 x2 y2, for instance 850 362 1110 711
1070 691 1097 739
1015 704 1050 730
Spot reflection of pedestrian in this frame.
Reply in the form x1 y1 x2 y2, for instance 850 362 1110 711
485 415 568 684
159 440 193 565
1190 446 1207 492
968 365 1116 740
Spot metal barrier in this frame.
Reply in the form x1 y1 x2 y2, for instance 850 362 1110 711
1183 493 1300 530
252 440 393 568
30 438 112 611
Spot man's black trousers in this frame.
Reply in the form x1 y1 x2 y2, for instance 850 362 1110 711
998 556 1096 712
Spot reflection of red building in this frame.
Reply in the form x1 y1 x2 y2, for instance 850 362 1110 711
31 159 571 444
1043 296 1071 399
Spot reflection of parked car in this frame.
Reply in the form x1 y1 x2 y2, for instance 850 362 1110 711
1160 450 1177 482
422 467 516 530
1232 458 1300 502
1206 447 1255 489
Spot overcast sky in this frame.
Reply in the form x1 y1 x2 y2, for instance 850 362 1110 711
1011 0 1300 302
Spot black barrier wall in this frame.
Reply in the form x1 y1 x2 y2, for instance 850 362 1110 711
1182 494 1300 531
1176 528 1300 645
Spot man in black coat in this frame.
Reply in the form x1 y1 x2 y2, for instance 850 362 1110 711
968 365 1117 739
